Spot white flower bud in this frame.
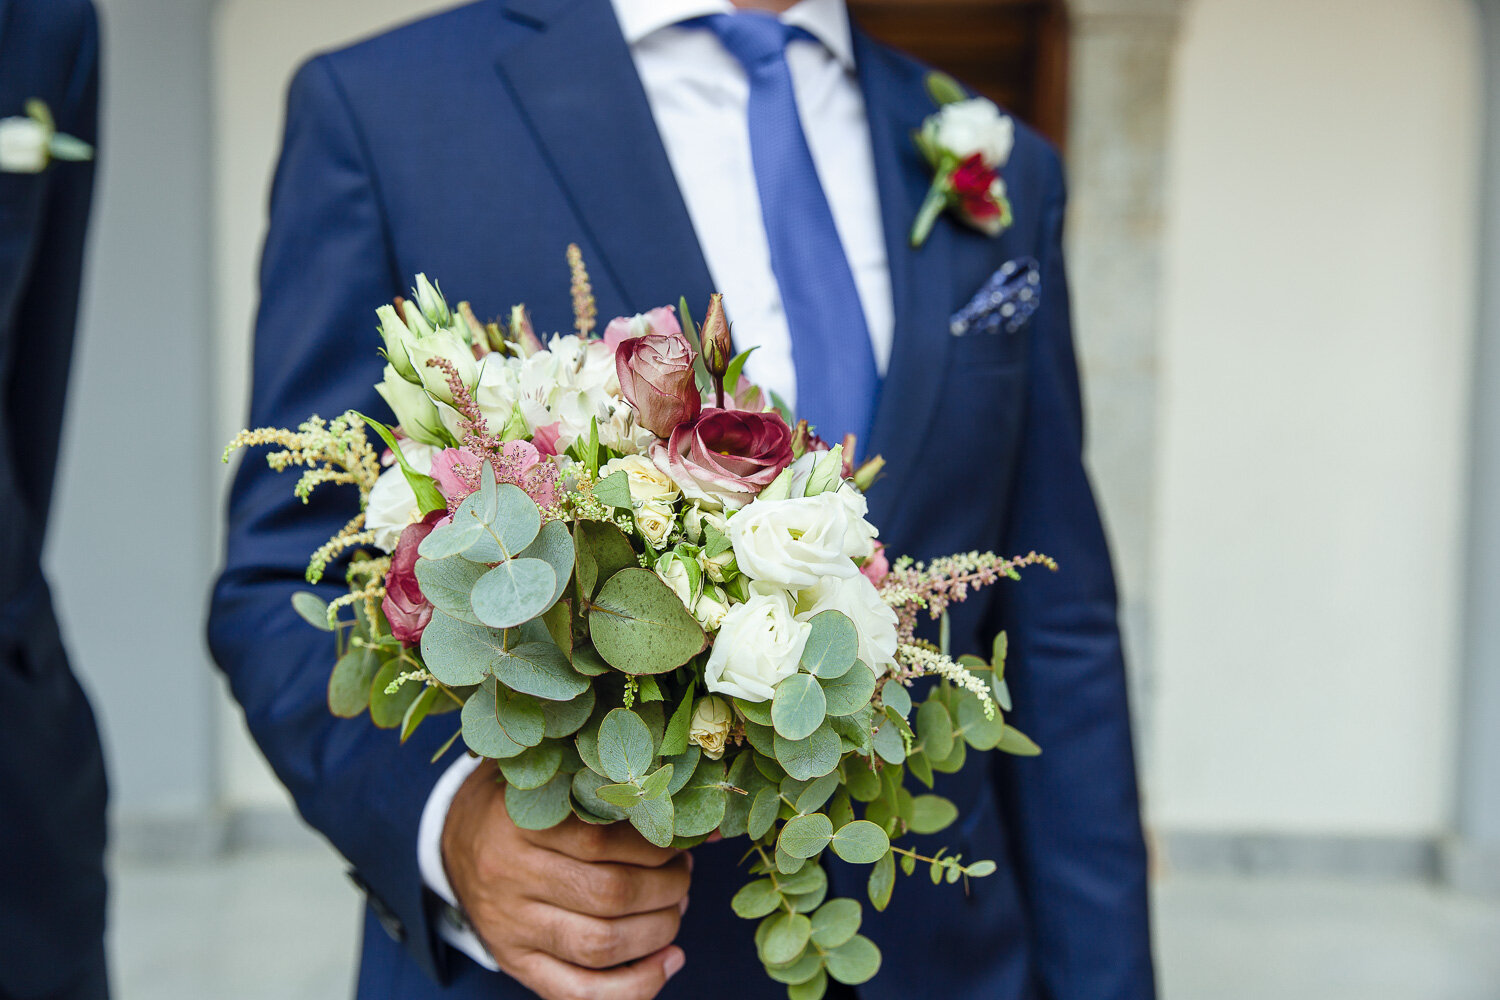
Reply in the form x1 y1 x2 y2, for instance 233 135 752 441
688 696 733 760
0 117 50 173
412 274 452 330
375 365 446 446
377 305 419 381
634 498 676 548
407 329 479 405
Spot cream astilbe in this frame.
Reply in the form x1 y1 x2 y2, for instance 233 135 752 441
568 243 597 338
224 413 383 585
897 643 997 718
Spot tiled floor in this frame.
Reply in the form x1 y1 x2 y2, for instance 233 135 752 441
111 845 1500 999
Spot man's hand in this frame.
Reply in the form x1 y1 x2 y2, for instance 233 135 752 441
443 761 689 1000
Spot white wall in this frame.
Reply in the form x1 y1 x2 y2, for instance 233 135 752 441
1153 0 1481 836
211 0 465 809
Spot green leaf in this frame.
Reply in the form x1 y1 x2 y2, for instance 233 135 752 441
748 786 781 840
744 719 777 758
956 692 1003 750
762 912 813 967
777 862 826 897
829 820 889 864
413 557 485 626
638 675 664 702
907 750 934 789
520 520 576 608
594 470 633 509
598 781 645 808
463 483 543 563
732 878 784 920
418 516 484 560
369 659 421 729
470 558 557 629
494 640 589 702
783 879 829 915
679 295 715 392
723 346 757 398
810 899 862 949
820 663 877 717
828 789 855 832
788 969 828 1000
775 725 843 781
824 935 881 986
868 850 895 911
504 772 572 830
328 648 379 717
360 414 447 514
665 745 702 795
400 684 441 742
661 681 697 757
597 708 655 783
460 680 542 759
737 696 774 727
772 674 827 741
966 859 998 878
418 611 496 685
640 763 675 801
499 742 563 790
776 846 807 875
930 734 967 774
997 725 1042 756
541 686 595 739
871 721 906 765
909 795 959 835
795 773 841 815
916 698 954 761
800 610 858 678
574 520 638 599
844 760 881 802
765 948 822 986
571 767 628 821
571 644 610 676
778 813 834 859
626 793 675 847
673 763 728 837
925 70 968 107
589 568 708 674
881 680 912 718
992 631 1009 681
292 591 334 631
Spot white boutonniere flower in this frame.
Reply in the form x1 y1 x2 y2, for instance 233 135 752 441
0 100 93 174
910 74 1016 249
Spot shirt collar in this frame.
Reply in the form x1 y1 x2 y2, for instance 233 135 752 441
609 0 856 71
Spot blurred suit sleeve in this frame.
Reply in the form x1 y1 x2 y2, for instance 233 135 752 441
986 154 1157 1000
7 4 99 542
207 56 461 981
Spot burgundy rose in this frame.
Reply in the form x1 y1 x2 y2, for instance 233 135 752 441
652 408 794 509
616 332 702 437
951 153 1005 230
382 511 443 645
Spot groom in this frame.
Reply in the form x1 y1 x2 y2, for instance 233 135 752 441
210 1 1155 998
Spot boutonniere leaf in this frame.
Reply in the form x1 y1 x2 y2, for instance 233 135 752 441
0 99 94 175
909 73 1016 249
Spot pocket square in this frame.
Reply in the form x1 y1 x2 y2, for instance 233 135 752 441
949 257 1041 336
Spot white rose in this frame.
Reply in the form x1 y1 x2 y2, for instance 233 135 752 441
688 696 733 759
704 586 810 702
932 98 1014 168
602 454 680 504
364 441 440 552
0 117 49 173
727 491 879 590
700 547 736 584
634 498 676 548
796 573 899 677
375 364 446 446
694 586 731 631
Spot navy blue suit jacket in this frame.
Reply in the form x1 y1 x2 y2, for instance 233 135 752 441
208 2 1154 997
0 1 107 997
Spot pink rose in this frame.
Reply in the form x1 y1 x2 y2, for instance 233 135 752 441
616 332 702 437
653 408 794 509
860 542 890 587
383 511 444 645
603 306 682 351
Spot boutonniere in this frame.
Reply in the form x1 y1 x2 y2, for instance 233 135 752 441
909 73 1015 249
0 100 93 175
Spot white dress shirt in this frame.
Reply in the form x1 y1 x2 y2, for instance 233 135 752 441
419 0 893 968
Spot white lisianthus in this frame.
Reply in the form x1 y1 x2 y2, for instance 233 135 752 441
364 441 441 552
375 364 446 446
931 97 1014 168
0 116 49 173
406 329 479 405
796 573 899 678
704 586 810 703
601 454 680 504
727 491 879 590
634 498 676 548
688 696 733 760
694 586 731 631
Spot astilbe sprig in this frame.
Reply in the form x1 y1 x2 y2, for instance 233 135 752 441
567 242 597 338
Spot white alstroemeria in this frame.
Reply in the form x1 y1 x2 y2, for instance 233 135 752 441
471 352 525 437
688 696 733 760
704 585 810 703
727 490 879 590
601 454 680 504
375 364 446 446
517 335 620 451
930 97 1014 168
796 572 899 678
364 441 441 552
0 116 49 173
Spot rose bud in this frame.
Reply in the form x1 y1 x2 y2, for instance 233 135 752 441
652 408 794 510
383 511 444 645
616 331 702 437
701 293 732 380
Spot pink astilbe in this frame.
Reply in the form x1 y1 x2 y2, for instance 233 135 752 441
881 550 1057 648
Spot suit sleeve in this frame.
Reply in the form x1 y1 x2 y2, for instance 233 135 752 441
207 55 462 981
987 154 1157 1000
7 1 99 539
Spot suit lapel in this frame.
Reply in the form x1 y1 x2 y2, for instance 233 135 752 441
855 31 958 529
496 0 717 319
0 0 11 60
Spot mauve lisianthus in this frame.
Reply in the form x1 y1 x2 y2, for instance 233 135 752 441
653 408 794 510
603 306 682 350
383 511 444 644
615 331 701 438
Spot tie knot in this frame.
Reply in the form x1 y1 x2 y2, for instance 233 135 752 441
695 12 803 71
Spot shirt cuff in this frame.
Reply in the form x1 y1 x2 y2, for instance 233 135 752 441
418 752 501 972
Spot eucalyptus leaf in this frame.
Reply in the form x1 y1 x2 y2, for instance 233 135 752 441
640 764 675 801
809 899 862 949
820 662 877 717
867 850 895 911
772 674 827 741
593 470 633 509
778 813 834 859
520 519 575 608
829 820 890 864
597 708 655 783
626 793 675 848
328 648 379 718
574 520 638 599
843 761 881 802
417 516 484 560
997 725 1042 757
369 659 420 730
776 845 807 875
794 773 841 815
871 721 906 765
400 685 441 742
957 692 1004 750
419 611 499 686
471 558 558 630
499 741 563 790
824 935 881 986
598 782 646 808
774 724 843 781
541 687 596 738
765 948 823 986
292 591 333 631
748 786 780 840
916 698 955 760
880 680 912 718
800 610 857 679
673 762 728 837
664 745 702 795
504 772 573 830
414 557 486 626
732 878 783 920
788 969 829 1000
909 794 959 835
736 696 774 727
495 641 589 702
571 767 628 821
761 912 813 967
589 569 707 674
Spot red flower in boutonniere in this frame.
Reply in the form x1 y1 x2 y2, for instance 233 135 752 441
909 74 1016 248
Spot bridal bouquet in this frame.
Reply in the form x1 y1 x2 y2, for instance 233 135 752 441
230 251 1049 998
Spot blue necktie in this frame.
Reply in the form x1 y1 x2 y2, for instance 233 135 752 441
695 13 880 451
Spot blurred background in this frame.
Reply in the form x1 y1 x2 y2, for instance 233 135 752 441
52 0 1500 996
